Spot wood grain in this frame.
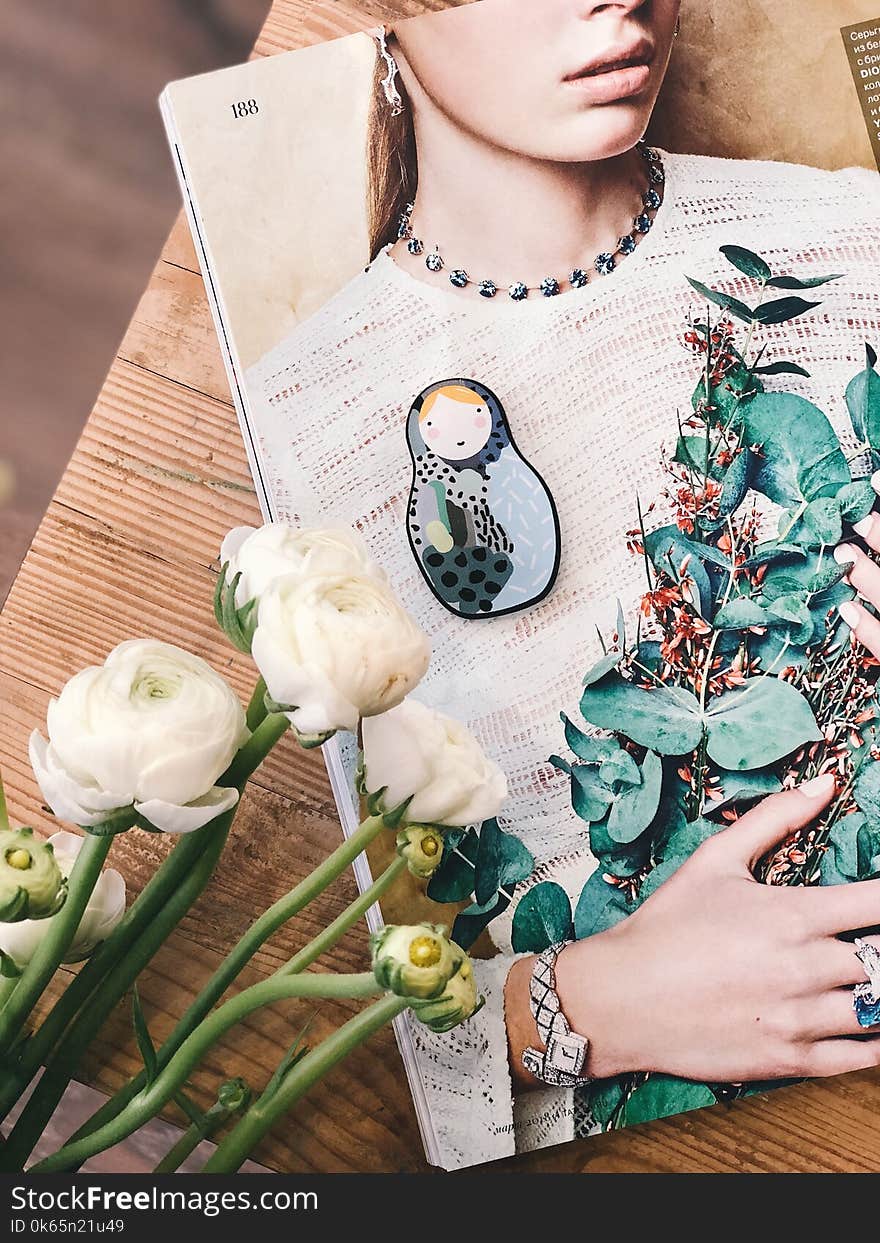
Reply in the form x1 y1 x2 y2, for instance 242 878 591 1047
2 0 879 1175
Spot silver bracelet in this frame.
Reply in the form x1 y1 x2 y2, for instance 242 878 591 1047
521 941 593 1088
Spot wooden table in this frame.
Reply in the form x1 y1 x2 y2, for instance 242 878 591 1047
2 0 879 1174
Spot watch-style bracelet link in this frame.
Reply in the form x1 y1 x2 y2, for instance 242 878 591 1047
521 941 593 1088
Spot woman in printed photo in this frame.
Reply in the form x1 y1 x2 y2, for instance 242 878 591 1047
245 0 880 1165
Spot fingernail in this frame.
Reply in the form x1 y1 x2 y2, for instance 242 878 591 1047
799 774 836 799
839 600 861 628
854 515 875 538
834 543 857 565
872 470 880 494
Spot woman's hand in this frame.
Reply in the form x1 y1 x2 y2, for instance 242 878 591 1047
506 775 880 1089
836 496 880 651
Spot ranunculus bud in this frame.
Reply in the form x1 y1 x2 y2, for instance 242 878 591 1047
370 923 456 1000
0 832 125 965
396 825 445 879
410 943 485 1034
29 640 249 835
361 699 507 827
0 832 124 965
251 574 430 737
0 828 66 923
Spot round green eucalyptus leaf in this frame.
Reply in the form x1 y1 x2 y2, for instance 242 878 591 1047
511 882 573 954
580 677 703 757
607 750 663 844
704 677 822 772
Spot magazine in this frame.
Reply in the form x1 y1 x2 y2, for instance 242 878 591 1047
161 1 880 1170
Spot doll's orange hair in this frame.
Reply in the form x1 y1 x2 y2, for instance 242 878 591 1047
419 385 484 421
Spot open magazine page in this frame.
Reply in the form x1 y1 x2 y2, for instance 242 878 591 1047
162 1 880 1170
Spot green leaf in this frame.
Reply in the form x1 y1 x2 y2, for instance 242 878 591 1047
622 1075 717 1126
132 986 158 1085
573 871 634 938
645 525 732 572
752 361 811 378
705 678 822 771
845 345 880 447
765 273 843 290
823 812 865 882
452 890 511 952
765 592 814 645
571 767 615 823
599 751 641 789
582 651 624 688
754 297 822 325
739 542 805 571
686 276 755 323
708 768 782 813
807 560 852 595
426 827 479 903
511 883 573 953
742 392 850 507
0 950 22 980
606 750 663 844
714 598 777 630
580 677 703 756
674 435 710 475
854 762 880 820
857 820 880 880
473 818 534 907
561 715 620 764
802 496 842 546
838 480 876 524
715 446 752 521
720 245 772 281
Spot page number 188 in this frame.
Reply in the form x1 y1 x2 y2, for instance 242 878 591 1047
231 99 259 118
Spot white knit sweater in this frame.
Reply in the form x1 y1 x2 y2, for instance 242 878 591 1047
245 150 880 1168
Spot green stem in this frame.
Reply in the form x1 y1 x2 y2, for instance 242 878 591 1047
0 713 289 1141
56 813 388 1161
279 855 406 977
0 769 10 832
0 975 19 1011
0 816 232 1172
203 994 409 1173
32 975 382 1173
0 833 112 1056
153 1085 250 1174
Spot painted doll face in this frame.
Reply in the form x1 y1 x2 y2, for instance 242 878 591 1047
420 393 492 461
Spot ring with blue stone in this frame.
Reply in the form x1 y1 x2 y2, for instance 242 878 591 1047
853 938 880 1028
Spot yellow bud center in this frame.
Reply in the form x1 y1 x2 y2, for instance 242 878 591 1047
6 849 32 871
409 935 442 969
421 835 440 858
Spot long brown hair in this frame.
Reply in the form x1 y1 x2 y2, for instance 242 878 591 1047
366 44 418 261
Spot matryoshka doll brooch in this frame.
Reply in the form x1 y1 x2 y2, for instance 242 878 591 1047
405 378 560 619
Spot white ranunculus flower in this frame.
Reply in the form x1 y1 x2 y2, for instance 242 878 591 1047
29 640 249 834
220 523 383 609
361 699 508 827
0 832 126 967
251 574 431 736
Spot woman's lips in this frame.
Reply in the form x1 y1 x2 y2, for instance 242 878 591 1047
563 60 653 104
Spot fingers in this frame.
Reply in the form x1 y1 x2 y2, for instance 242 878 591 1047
851 485 880 553
808 935 880 990
803 987 880 1040
717 775 836 872
835 542 880 607
800 1035 880 1078
836 598 880 659
799 876 880 936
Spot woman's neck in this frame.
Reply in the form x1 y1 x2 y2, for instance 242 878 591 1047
397 120 646 284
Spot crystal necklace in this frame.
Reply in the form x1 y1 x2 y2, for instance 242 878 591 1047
397 142 665 301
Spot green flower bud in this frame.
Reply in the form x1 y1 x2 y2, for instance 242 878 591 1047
370 923 456 1000
411 944 484 1034
0 828 67 923
396 825 444 879
217 1077 251 1112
